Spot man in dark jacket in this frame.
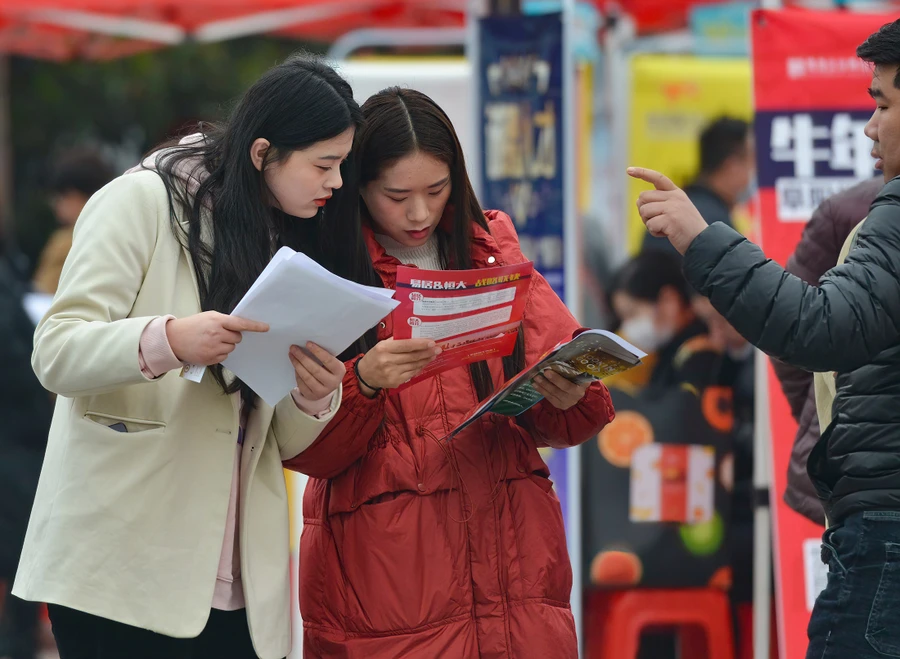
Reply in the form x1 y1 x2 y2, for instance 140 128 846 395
628 19 900 659
772 178 883 526
642 117 754 256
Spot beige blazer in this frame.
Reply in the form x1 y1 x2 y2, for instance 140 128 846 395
13 171 340 659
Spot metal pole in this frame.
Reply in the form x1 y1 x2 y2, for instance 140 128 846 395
327 27 466 61
605 16 633 261
753 350 774 659
748 2 779 653
466 0 483 199
560 0 583 655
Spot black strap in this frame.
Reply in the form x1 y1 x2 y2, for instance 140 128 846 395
353 358 382 393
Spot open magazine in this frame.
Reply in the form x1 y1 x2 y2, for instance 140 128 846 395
449 329 647 437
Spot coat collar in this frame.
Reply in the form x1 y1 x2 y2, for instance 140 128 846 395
363 208 506 285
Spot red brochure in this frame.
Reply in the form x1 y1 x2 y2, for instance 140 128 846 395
391 262 534 389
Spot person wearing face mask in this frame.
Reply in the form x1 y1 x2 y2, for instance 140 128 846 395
13 55 357 659
610 251 710 392
284 88 615 659
642 117 755 258
586 253 733 659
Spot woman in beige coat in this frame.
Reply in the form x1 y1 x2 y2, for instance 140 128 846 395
13 55 361 659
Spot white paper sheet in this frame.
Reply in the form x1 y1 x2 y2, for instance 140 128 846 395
214 246 398 405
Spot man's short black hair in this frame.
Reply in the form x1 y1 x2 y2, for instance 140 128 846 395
858 19 900 89
698 116 750 176
48 147 115 197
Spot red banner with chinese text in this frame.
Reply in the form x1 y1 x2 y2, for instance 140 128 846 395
752 9 894 659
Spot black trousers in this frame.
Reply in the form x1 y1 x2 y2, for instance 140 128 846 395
47 604 276 659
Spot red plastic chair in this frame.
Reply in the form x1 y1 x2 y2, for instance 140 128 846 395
585 588 735 659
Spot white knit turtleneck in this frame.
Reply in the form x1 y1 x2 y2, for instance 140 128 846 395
375 233 443 270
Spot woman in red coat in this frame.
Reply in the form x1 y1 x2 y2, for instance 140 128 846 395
285 88 615 658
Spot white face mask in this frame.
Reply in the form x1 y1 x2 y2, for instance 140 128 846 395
620 315 672 354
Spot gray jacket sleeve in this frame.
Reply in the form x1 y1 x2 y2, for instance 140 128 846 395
682 177 900 374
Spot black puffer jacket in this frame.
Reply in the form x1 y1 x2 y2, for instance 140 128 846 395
773 177 883 525
682 176 900 525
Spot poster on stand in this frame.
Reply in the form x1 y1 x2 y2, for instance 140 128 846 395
751 9 891 659
626 54 753 254
478 13 565 299
478 11 575 531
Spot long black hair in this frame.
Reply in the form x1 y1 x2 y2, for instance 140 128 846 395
149 53 364 400
351 87 526 401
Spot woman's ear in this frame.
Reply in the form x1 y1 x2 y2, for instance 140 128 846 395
250 138 271 172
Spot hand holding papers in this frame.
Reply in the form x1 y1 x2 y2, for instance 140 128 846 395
186 246 399 406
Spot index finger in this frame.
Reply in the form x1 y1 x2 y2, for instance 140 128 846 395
626 167 678 192
382 338 437 353
222 315 270 333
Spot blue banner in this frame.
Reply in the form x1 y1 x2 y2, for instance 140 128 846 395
478 13 565 301
478 12 570 526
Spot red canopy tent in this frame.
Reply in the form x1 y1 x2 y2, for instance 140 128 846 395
10 0 845 61
0 0 470 241
0 0 467 60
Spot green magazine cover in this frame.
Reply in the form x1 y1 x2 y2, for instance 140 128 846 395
450 329 646 437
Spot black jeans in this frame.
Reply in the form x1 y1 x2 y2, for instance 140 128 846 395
807 510 900 658
47 604 274 659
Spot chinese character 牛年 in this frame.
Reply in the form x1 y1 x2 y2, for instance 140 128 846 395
770 114 832 178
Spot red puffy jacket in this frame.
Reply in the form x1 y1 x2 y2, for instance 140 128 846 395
285 211 615 658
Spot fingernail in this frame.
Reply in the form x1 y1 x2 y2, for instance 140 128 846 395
428 341 437 348
434 347 443 355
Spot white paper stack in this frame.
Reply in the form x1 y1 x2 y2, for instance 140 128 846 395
213 246 398 405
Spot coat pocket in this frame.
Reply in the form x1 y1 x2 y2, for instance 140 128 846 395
83 412 167 434
866 542 900 657
506 475 572 604
328 488 471 634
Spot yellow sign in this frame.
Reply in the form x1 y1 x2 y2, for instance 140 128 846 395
627 55 752 254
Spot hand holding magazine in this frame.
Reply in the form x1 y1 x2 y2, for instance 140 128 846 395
450 329 646 437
